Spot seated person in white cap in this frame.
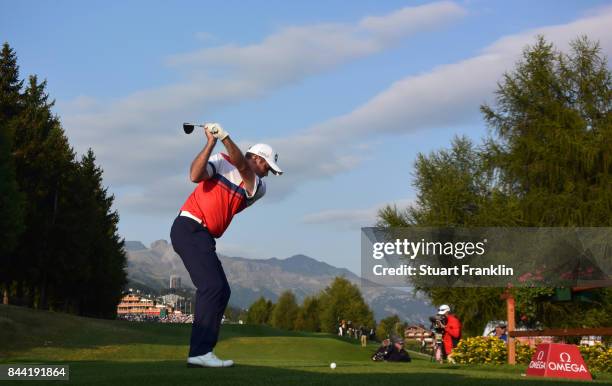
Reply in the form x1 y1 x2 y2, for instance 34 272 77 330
170 123 282 368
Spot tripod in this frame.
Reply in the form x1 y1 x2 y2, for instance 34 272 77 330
430 331 445 363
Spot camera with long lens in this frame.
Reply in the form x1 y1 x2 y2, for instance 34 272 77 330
429 314 448 334
428 315 448 362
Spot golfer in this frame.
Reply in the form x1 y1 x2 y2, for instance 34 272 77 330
170 123 282 368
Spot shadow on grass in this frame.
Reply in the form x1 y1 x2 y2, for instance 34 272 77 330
2 360 605 386
0 305 363 354
2 305 609 385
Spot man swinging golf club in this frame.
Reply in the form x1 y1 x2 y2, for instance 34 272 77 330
170 123 282 368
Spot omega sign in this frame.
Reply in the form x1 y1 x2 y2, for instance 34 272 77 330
526 343 592 380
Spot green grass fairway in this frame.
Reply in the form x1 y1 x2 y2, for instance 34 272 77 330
1 305 610 385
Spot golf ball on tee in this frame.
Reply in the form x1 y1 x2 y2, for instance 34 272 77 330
330 362 336 369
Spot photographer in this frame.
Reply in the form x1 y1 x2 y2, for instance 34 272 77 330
371 336 411 362
437 304 462 359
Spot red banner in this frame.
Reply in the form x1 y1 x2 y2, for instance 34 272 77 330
526 343 591 380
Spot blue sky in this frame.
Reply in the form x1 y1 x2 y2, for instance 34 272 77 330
2 0 611 274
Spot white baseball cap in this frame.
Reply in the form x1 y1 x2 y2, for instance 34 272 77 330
247 143 283 175
438 304 451 315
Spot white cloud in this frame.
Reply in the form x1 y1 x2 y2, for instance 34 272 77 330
57 3 466 213
62 2 465 142
167 2 465 77
58 4 612 216
302 208 379 229
360 1 465 39
257 7 612 197
302 198 415 229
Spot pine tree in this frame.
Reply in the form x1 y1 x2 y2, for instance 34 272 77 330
0 129 22 237
0 124 25 303
2 42 128 316
0 43 23 121
481 36 612 226
479 36 612 330
11 75 78 309
76 149 127 317
0 42 25 304
378 36 612 334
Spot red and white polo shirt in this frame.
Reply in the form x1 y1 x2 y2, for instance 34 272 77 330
180 153 265 238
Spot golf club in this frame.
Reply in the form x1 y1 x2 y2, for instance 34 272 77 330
183 122 206 134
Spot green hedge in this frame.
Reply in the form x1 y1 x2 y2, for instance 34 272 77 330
580 343 612 373
451 337 611 373
452 336 509 364
451 337 536 365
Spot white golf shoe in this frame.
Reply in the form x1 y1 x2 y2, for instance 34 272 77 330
187 352 234 368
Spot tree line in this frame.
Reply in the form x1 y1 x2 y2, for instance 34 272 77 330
377 37 612 336
245 277 378 334
0 42 126 318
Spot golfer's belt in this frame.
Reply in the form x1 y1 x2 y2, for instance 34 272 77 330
180 211 206 226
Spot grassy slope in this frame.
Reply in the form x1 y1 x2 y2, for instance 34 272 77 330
0 305 610 386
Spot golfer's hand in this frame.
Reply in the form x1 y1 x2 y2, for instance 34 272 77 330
206 123 229 141
204 126 217 145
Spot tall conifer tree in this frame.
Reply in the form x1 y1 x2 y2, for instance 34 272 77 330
0 43 25 304
378 37 612 334
3 43 127 316
76 149 127 317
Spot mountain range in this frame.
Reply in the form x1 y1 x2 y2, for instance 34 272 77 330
124 240 436 324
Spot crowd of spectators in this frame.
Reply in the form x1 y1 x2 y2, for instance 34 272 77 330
337 319 375 347
159 313 194 324
117 313 194 323
117 314 160 322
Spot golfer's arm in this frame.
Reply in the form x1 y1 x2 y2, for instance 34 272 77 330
221 136 256 192
189 142 215 183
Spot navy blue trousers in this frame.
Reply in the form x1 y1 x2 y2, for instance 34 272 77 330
170 215 231 357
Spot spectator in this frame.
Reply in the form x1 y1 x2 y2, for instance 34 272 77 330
360 326 368 347
495 323 508 342
371 336 411 362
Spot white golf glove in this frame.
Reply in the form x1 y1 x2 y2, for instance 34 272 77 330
206 123 229 140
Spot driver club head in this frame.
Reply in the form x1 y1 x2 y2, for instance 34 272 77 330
183 123 195 134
